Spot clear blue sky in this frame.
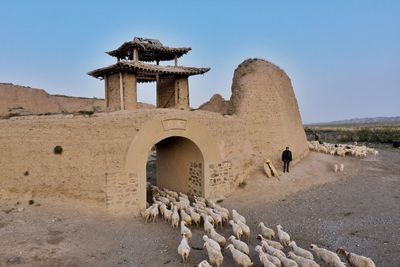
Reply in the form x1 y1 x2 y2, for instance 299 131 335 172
1 1 399 123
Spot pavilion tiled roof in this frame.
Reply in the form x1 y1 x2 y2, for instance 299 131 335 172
87 61 210 83
106 37 191 62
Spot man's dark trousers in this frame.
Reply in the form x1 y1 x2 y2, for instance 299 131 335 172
283 161 290 173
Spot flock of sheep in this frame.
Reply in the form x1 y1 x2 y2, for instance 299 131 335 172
308 141 379 158
142 183 376 267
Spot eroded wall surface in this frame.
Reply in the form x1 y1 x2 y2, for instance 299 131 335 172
229 59 309 166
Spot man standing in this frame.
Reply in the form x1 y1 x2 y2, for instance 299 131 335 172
281 147 292 173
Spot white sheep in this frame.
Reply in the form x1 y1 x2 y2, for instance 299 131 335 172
236 220 250 242
288 252 319 267
178 235 191 264
164 188 178 199
255 245 280 267
173 200 185 211
215 205 230 215
278 255 299 267
149 204 159 223
289 241 314 260
179 196 190 205
228 235 250 255
261 240 285 258
226 244 253 267
258 222 275 239
310 244 346 267
152 197 163 207
180 221 192 240
180 209 192 226
203 242 223 267
257 234 284 250
158 196 170 205
198 260 212 267
334 164 338 173
336 247 376 267
159 203 167 217
171 205 180 228
232 209 246 224
202 213 215 225
206 198 217 209
203 235 221 252
163 208 172 223
188 207 201 226
229 220 243 240
276 225 291 246
179 192 189 199
203 214 215 235
215 208 230 225
206 208 223 228
141 206 152 223
194 195 206 203
339 163 344 172
209 228 226 247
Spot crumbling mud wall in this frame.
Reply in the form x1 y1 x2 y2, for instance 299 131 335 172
0 58 308 215
0 83 154 118
229 59 309 166
198 94 230 114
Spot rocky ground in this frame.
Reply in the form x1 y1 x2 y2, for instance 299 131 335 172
0 151 399 266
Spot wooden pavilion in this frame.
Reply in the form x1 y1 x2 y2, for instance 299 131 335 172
88 37 210 111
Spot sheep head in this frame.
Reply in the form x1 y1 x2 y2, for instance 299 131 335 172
255 245 262 253
226 244 234 251
336 247 349 257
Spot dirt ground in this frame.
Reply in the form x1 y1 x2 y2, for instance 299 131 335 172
0 151 399 266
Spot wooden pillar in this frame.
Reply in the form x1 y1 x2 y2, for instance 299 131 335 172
174 55 178 66
133 48 139 61
123 73 137 111
104 75 109 108
174 76 189 110
119 72 124 110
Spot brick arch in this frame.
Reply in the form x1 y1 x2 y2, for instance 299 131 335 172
124 115 222 212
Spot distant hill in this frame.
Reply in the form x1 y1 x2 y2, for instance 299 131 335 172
311 116 400 125
0 82 153 118
198 94 230 114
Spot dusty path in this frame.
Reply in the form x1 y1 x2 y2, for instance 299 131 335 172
0 151 399 266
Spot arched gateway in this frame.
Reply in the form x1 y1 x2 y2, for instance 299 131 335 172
110 115 222 214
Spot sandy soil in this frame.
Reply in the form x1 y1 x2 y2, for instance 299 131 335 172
0 151 399 266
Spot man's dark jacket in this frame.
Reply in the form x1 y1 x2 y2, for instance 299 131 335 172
282 150 292 162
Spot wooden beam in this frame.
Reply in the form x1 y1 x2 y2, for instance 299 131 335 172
119 72 124 110
133 48 139 61
104 75 109 108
